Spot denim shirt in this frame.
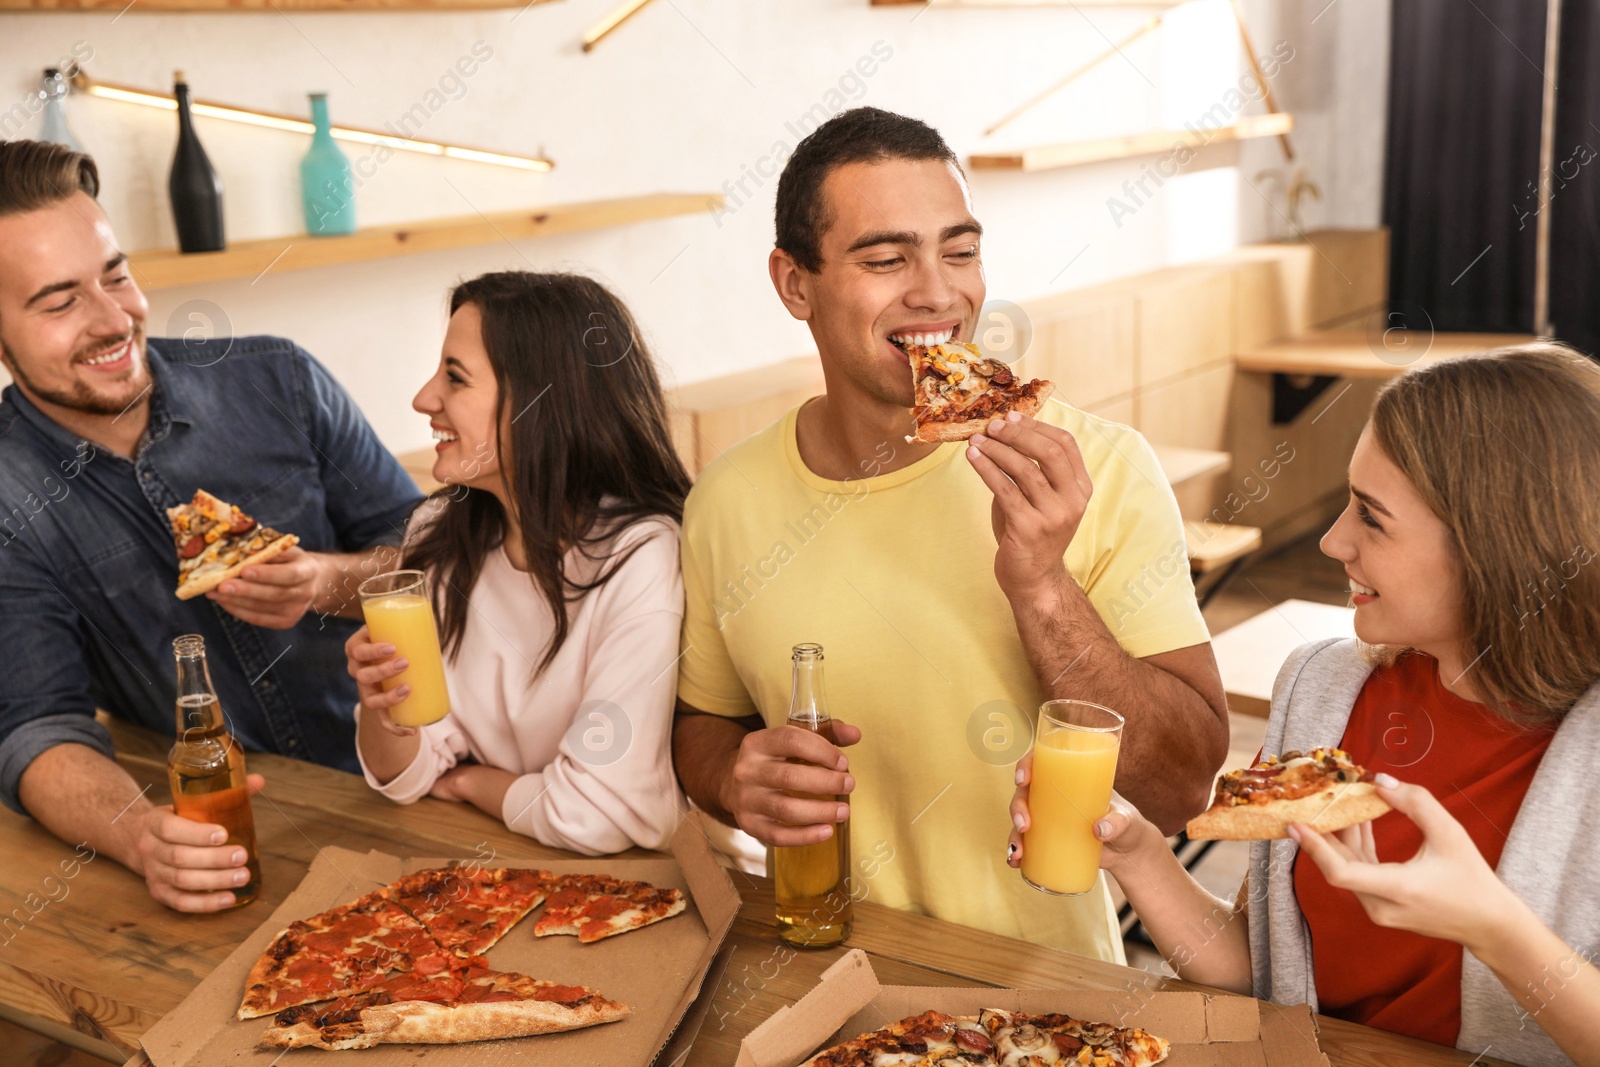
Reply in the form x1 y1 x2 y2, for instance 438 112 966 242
0 336 423 813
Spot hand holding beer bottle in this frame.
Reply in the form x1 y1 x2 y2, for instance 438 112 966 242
772 643 854 948
162 634 262 910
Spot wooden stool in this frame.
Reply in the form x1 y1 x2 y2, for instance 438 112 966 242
1184 520 1262 608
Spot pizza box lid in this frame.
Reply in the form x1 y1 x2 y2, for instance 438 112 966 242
138 818 741 1067
736 949 1332 1067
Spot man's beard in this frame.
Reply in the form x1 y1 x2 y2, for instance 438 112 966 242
1 330 151 417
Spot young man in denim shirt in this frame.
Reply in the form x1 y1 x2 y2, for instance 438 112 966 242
0 142 422 912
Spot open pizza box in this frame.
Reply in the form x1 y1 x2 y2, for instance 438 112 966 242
735 950 1332 1067
137 819 740 1066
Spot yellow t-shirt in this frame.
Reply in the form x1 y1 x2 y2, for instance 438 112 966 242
677 398 1210 959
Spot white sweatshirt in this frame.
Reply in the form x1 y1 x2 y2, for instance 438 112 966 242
358 517 686 855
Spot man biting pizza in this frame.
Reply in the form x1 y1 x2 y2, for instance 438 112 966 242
0 141 421 913
671 108 1228 959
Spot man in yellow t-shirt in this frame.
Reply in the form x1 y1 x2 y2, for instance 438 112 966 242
672 108 1228 959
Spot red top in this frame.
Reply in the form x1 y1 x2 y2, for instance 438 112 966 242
1292 652 1553 1045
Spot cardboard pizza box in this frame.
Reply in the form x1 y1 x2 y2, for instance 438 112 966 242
736 950 1332 1067
137 819 740 1067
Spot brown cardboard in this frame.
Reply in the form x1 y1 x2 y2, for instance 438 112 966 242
139 819 739 1066
738 950 1331 1067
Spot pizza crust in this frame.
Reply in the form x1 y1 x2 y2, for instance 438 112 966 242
1186 782 1392 841
258 996 630 1050
908 385 1054 444
176 533 300 601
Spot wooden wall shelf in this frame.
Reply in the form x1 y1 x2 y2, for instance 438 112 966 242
969 112 1293 172
8 0 556 9
128 192 722 291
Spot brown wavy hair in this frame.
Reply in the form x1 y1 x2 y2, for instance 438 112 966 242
0 140 99 217
402 271 690 672
1364 343 1600 722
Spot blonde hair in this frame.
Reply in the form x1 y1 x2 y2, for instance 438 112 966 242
1364 343 1600 723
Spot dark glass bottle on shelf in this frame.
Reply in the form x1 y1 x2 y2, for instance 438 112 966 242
168 70 225 254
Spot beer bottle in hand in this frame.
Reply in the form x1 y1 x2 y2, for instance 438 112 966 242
167 634 261 907
773 642 853 947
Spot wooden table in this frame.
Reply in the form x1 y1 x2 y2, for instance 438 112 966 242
1213 598 1357 717
0 721 1500 1067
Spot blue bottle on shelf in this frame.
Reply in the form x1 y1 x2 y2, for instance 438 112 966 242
300 93 356 236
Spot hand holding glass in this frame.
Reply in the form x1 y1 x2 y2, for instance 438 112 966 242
1021 699 1124 896
357 570 451 728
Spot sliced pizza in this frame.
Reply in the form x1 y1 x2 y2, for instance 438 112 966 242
238 889 449 1020
168 488 299 601
901 340 1054 445
1186 746 1392 842
388 866 550 958
258 961 629 1050
532 873 686 944
798 1007 1169 1067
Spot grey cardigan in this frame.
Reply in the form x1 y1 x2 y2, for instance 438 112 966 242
1245 638 1600 1067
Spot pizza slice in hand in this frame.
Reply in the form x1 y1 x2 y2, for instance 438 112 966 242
167 488 299 601
1186 747 1392 841
901 340 1054 444
533 873 687 944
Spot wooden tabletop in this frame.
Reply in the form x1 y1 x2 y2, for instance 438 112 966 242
0 720 1501 1067
1234 329 1538 378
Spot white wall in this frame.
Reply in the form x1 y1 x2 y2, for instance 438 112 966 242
1 0 1388 454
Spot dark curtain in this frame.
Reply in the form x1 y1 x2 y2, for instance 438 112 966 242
1548 1 1600 354
1384 0 1548 336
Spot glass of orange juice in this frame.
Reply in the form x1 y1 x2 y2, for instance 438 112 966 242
357 570 451 728
1020 699 1124 896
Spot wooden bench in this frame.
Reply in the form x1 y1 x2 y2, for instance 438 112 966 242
1212 597 1357 717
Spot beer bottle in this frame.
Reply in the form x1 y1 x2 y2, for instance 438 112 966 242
773 642 853 947
166 634 261 907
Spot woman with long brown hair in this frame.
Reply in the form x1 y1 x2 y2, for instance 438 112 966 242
347 271 692 855
1009 345 1600 1065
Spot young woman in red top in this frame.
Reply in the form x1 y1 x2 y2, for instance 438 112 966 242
1007 345 1600 1065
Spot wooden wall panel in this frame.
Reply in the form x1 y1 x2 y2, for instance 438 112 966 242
1018 294 1137 411
1132 267 1235 387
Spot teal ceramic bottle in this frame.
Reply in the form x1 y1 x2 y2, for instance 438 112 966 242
299 93 356 236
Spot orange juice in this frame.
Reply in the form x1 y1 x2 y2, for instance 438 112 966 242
1022 723 1121 895
361 593 451 727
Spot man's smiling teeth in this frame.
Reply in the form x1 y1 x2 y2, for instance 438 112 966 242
1350 579 1377 596
81 341 130 366
433 428 459 443
890 328 954 346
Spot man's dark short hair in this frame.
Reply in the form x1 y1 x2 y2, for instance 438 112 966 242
774 107 961 273
0 140 99 219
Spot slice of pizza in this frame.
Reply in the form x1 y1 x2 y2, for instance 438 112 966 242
238 888 452 1020
798 1008 1170 1067
532 873 686 944
797 1010 983 1067
979 1007 1170 1067
167 489 299 601
389 867 551 959
901 340 1054 445
1186 746 1392 842
257 961 629 1050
